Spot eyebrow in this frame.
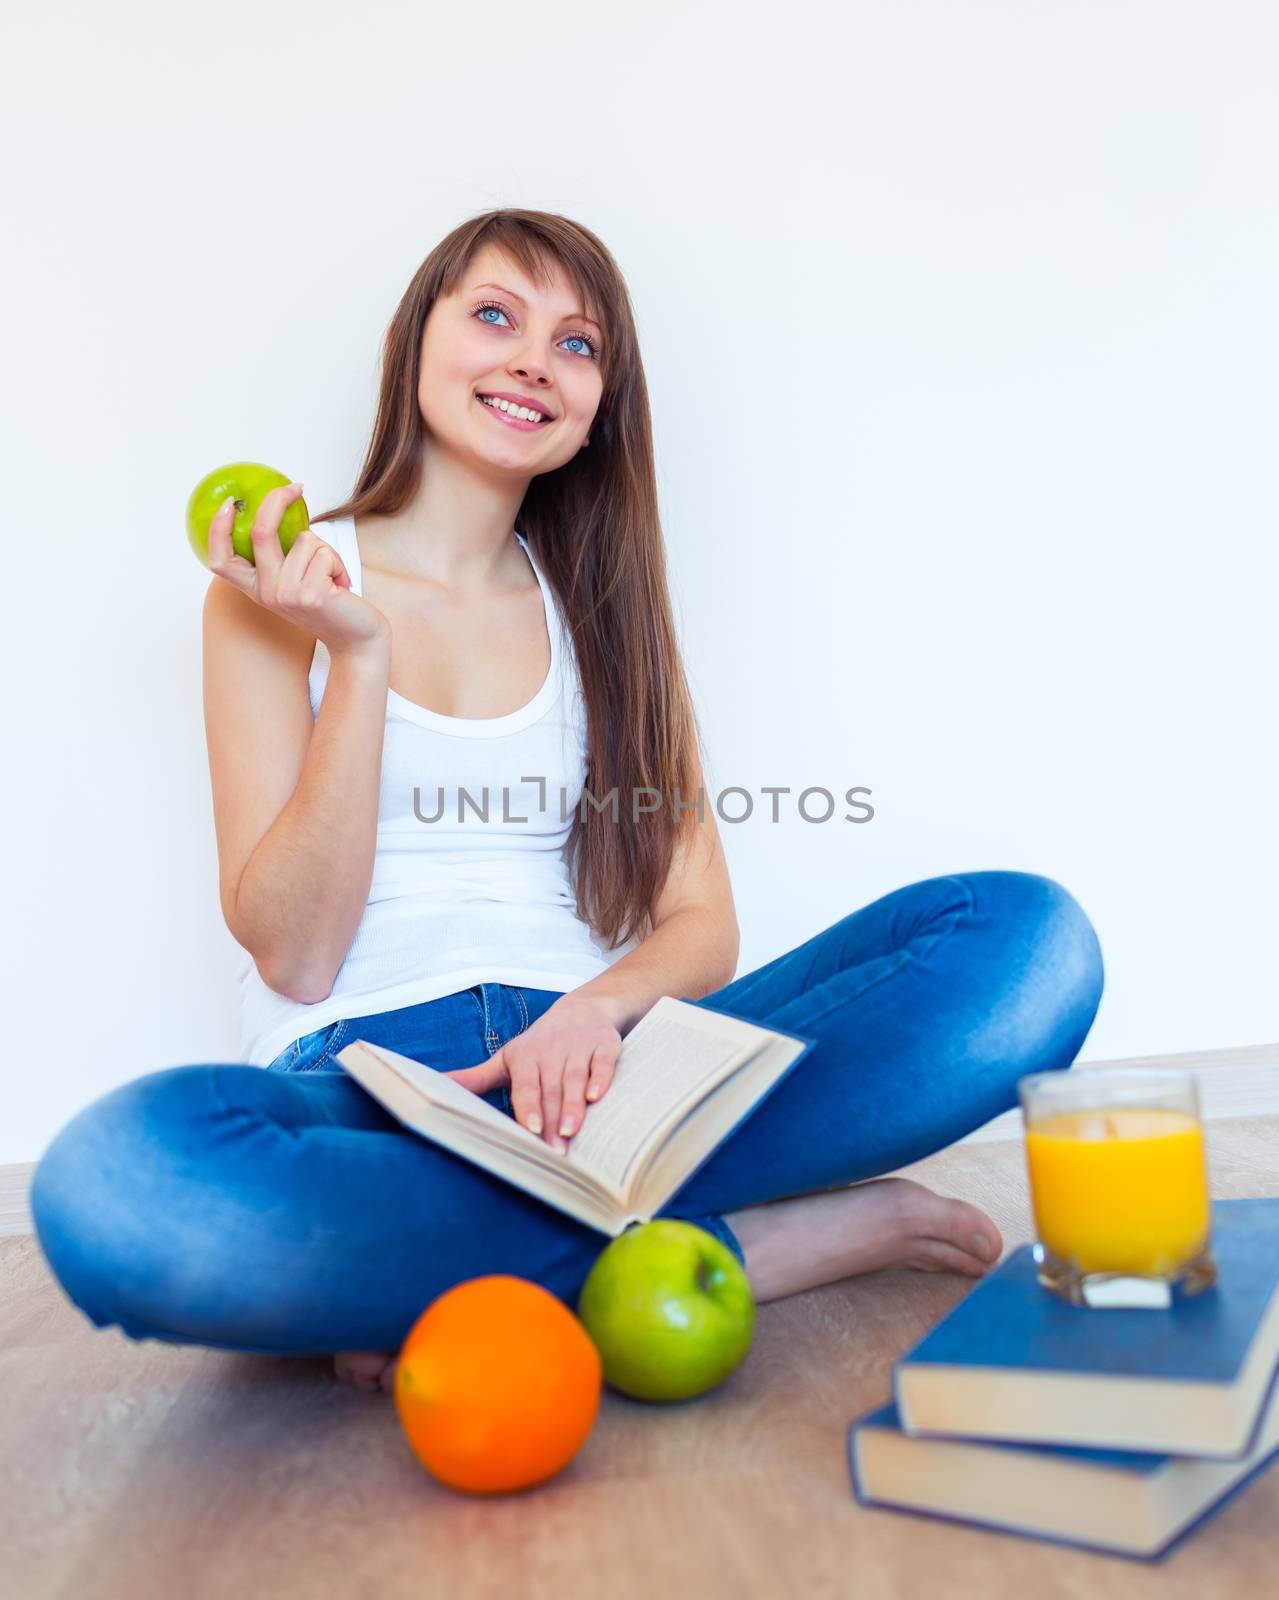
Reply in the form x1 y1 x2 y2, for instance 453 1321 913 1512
471 282 602 334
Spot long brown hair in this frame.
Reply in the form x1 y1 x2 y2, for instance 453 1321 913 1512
312 208 705 950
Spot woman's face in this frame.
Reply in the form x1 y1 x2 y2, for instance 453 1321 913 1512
417 244 604 475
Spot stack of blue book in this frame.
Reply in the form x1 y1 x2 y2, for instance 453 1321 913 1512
847 1197 1279 1559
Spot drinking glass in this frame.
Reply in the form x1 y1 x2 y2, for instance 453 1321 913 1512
1019 1067 1217 1308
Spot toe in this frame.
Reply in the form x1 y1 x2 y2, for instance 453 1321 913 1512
334 1350 394 1389
940 1199 1002 1264
892 1179 1003 1265
913 1237 996 1277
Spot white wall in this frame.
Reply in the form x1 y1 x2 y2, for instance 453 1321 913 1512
3 1 1275 1164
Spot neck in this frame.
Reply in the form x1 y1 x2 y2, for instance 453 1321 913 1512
357 437 532 590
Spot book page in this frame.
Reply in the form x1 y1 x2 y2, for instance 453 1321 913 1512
336 1039 618 1202
632 1029 810 1213
335 997 779 1214
564 1006 758 1192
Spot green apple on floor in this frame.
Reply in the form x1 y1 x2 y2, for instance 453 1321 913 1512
186 461 309 568
577 1219 756 1402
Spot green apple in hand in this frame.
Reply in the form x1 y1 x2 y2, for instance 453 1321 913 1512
186 462 310 568
576 1220 756 1402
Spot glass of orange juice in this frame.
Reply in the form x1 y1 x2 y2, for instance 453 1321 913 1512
1019 1068 1217 1307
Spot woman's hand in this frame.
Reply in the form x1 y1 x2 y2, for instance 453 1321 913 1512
207 482 391 659
444 995 622 1152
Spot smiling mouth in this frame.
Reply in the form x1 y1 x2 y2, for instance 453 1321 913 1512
475 393 553 426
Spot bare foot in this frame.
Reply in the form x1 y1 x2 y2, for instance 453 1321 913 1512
332 1181 998 1379
723 1176 1005 1303
333 1349 398 1394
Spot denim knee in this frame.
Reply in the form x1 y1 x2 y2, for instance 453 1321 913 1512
31 1088 132 1330
30 1067 223 1339
970 869 1106 1071
1013 871 1105 1022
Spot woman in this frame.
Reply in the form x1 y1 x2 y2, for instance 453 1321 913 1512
31 209 1104 1395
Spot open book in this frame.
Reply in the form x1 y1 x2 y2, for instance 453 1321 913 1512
334 996 816 1237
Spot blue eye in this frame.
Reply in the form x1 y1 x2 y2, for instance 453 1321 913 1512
473 299 600 359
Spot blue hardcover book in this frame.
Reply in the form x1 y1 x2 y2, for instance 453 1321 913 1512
849 1362 1279 1561
894 1199 1279 1457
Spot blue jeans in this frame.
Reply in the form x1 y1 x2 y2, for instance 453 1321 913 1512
30 871 1103 1357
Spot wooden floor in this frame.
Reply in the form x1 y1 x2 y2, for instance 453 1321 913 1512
3 1115 1277 1599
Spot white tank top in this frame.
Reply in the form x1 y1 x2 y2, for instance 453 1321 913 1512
235 516 636 1067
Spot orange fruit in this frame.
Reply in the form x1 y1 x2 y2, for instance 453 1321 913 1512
394 1274 603 1495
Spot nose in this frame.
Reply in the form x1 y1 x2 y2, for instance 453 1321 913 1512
507 341 554 389
509 362 552 390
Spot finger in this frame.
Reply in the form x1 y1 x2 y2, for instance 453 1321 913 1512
556 1046 596 1140
584 1039 621 1104
277 526 320 585
540 1064 567 1149
304 541 353 603
291 537 339 607
248 482 305 586
508 1059 546 1139
443 1062 500 1095
205 498 256 591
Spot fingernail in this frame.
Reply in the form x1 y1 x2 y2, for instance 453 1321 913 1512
221 497 235 517
527 1114 541 1134
970 1232 994 1261
559 1118 573 1136
586 1086 600 1101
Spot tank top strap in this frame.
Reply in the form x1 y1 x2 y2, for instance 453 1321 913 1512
321 516 362 595
514 528 569 652
322 518 556 640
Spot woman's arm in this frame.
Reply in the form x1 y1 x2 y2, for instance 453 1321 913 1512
446 753 739 1150
204 577 391 1002
560 761 740 1037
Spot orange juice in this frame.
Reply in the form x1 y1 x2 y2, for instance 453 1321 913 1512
1025 1107 1210 1275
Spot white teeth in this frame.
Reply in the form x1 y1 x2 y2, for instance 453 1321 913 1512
479 395 546 423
